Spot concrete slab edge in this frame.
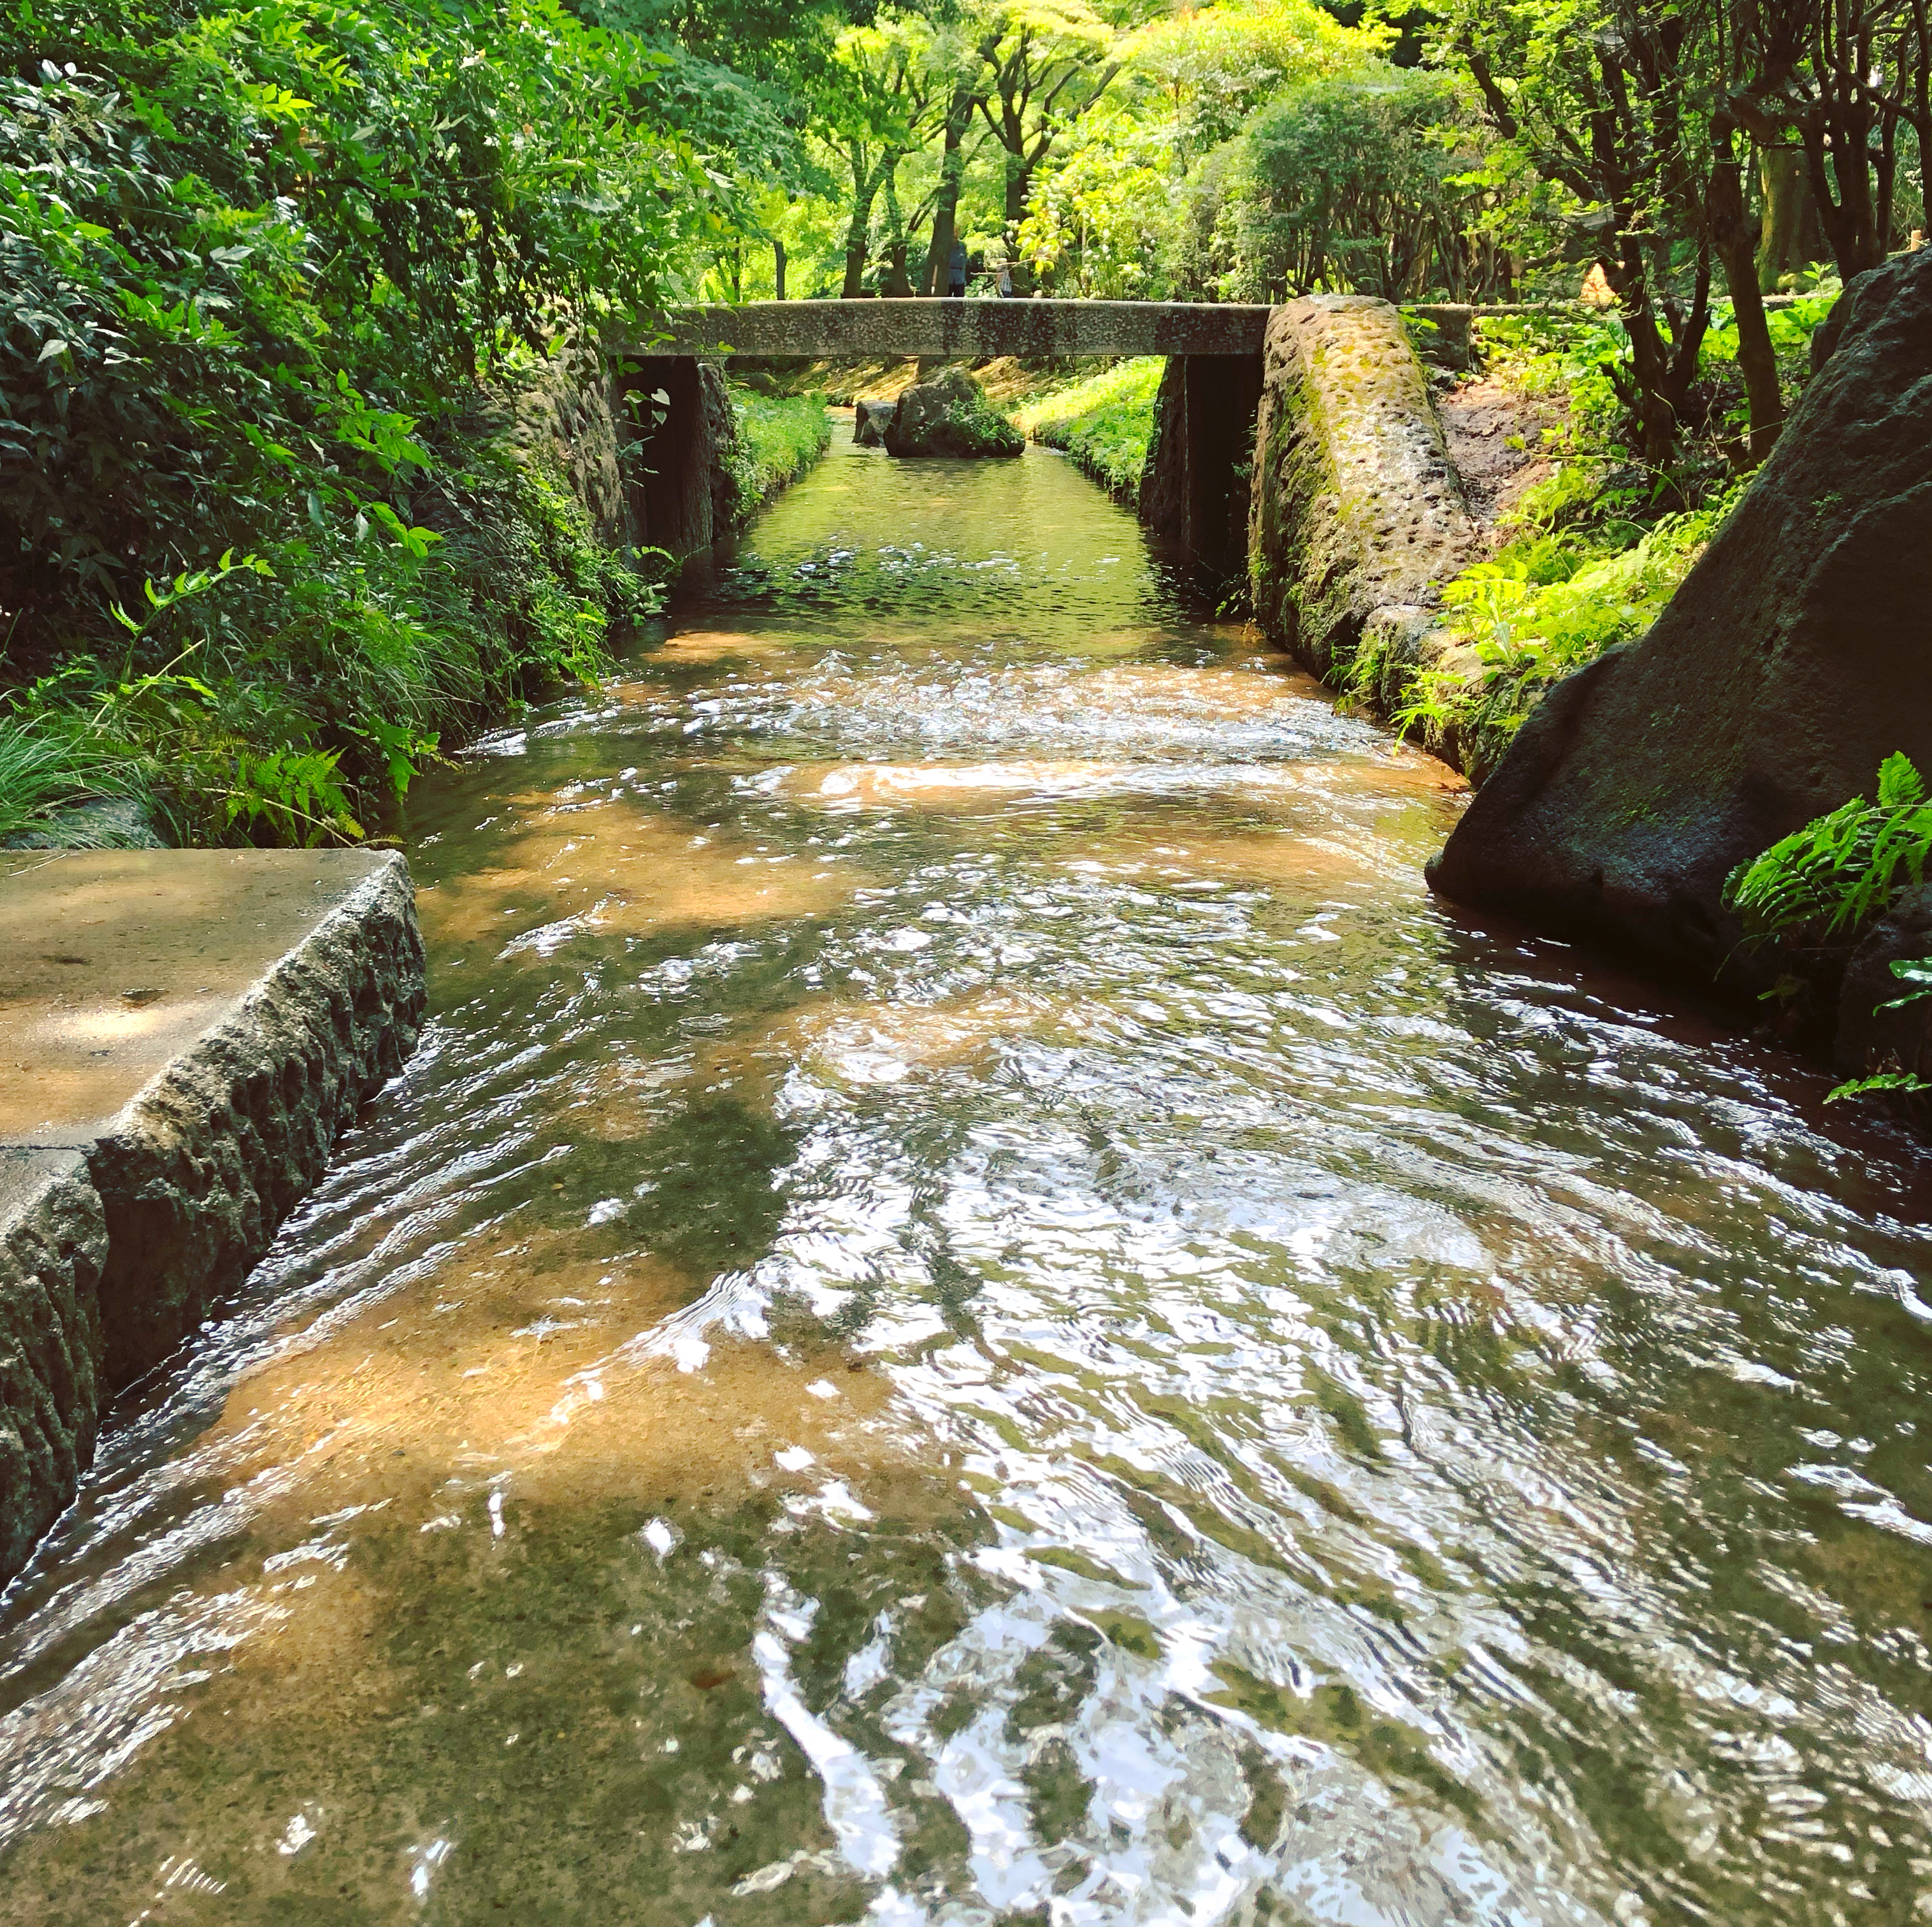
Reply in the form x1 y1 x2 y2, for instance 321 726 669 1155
0 852 426 1587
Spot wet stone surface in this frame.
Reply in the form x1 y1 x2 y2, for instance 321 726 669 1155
4 428 1932 1925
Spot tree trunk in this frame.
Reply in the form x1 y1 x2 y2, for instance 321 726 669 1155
1604 238 1710 473
773 238 786 303
1756 146 1809 290
1712 134 1783 463
841 143 881 300
920 90 974 297
1801 112 1883 278
879 164 912 298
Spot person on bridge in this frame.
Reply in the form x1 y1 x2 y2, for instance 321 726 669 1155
947 238 967 297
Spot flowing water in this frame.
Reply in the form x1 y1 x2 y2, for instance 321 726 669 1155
8 424 1932 1927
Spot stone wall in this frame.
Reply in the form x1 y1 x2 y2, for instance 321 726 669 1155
492 340 748 563
1246 297 1479 750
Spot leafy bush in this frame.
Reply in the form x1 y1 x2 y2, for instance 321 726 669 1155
1374 491 1736 775
0 0 739 844
1215 69 1481 302
1020 358 1164 504
1724 753 1932 1103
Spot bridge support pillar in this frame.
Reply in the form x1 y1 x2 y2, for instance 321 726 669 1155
1139 354 1264 586
613 354 741 558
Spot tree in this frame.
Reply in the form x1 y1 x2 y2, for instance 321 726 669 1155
972 0 1122 285
1725 0 1931 280
1446 0 1720 468
1214 70 1485 301
818 13 949 296
1019 0 1385 295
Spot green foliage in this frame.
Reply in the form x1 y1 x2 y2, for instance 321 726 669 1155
1726 754 1932 945
1215 69 1481 301
0 700 143 844
1826 1069 1932 1103
224 746 363 846
1379 486 1737 772
942 386 1025 456
0 1 721 637
0 0 781 846
1730 765 1932 1108
728 390 832 505
1018 358 1163 503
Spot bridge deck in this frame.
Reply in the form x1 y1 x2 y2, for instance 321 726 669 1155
647 300 1271 360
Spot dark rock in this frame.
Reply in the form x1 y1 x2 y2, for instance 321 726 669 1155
853 398 895 448
3 797 165 850
1427 244 1932 1001
1835 886 1932 1085
883 367 1022 458
1246 295 1478 682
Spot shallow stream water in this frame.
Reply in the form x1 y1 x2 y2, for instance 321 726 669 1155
8 425 1932 1926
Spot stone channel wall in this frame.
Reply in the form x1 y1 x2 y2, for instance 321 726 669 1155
1244 295 1480 769
0 853 426 1583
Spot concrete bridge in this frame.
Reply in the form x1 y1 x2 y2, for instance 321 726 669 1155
617 300 1468 578
621 300 1295 579
651 299 1272 361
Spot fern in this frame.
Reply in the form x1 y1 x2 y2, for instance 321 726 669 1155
1725 753 1932 942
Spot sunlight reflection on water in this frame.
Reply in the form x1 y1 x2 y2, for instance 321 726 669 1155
4 427 1932 1926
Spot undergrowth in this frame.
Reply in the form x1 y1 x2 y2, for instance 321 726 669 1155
1 422 664 847
1725 753 1932 1103
730 392 832 507
1019 358 1164 504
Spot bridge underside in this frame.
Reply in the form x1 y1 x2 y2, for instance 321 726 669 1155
650 300 1271 361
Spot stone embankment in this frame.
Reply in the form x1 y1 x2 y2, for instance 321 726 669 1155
0 849 425 1582
1244 295 1481 769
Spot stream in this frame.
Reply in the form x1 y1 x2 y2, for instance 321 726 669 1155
6 421 1932 1925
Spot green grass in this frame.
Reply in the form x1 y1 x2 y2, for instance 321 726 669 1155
1018 359 1165 505
730 391 832 505
0 709 150 846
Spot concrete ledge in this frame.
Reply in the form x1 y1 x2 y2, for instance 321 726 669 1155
649 300 1271 360
0 849 426 1580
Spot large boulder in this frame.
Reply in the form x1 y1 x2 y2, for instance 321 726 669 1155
1247 296 1478 681
1427 245 1932 995
883 366 1022 458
